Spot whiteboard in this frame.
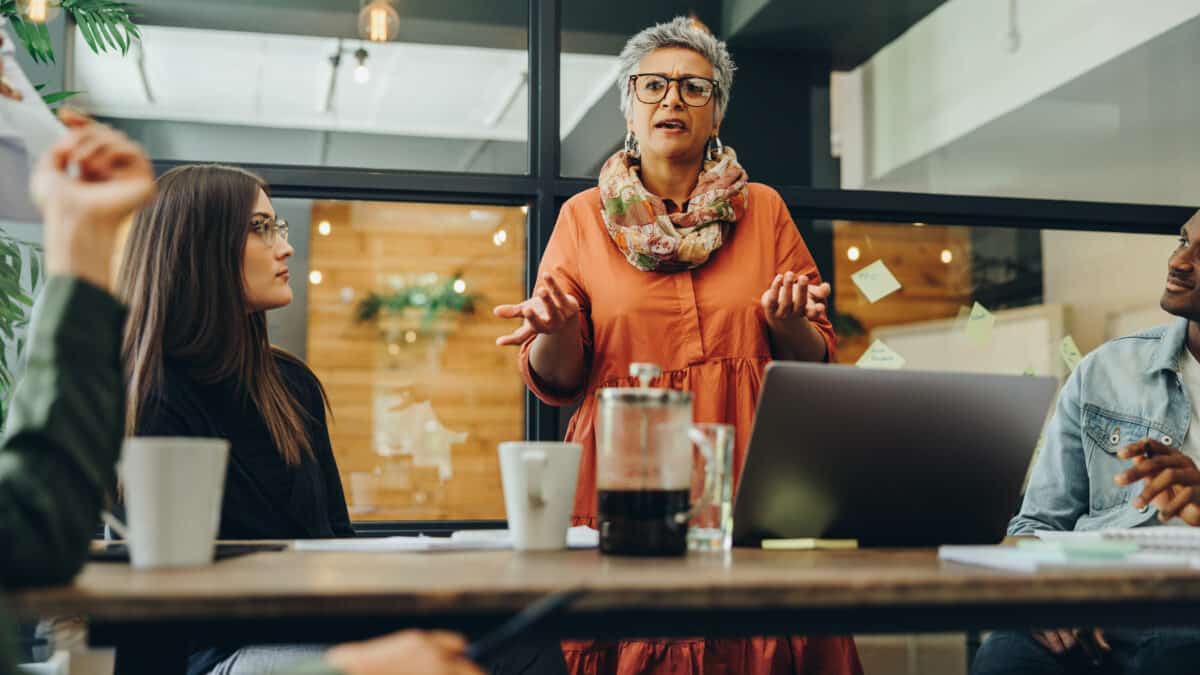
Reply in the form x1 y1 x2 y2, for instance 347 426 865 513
872 304 1067 384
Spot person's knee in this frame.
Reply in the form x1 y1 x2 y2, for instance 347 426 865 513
971 631 1065 675
1127 629 1200 675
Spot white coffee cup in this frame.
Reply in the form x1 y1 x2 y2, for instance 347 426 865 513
499 442 582 551
118 437 230 569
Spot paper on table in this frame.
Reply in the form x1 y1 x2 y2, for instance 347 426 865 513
964 302 996 347
1061 336 1084 371
1036 527 1200 553
295 526 600 553
938 545 1194 572
856 339 906 370
850 260 902 304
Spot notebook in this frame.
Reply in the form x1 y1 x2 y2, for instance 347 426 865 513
937 544 1195 572
1035 527 1200 553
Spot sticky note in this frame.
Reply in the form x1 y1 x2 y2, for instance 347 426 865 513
1061 336 1083 371
850 260 902 304
856 339 906 370
1022 367 1036 376
763 538 859 550
954 305 972 333
964 302 995 347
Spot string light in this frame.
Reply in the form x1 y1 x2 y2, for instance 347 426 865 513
309 270 323 285
353 48 370 84
847 246 861 262
18 0 60 24
358 0 400 42
940 249 954 264
318 220 332 236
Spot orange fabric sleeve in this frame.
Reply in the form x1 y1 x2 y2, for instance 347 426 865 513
518 199 594 406
773 195 838 362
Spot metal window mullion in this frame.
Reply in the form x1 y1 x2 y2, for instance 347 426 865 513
525 0 563 442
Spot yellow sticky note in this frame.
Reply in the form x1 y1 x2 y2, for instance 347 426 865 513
850 260 902 304
763 538 859 550
856 339 906 370
1061 336 1083 371
954 305 972 333
964 302 995 347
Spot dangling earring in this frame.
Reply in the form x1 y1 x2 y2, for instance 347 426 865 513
624 131 640 159
706 135 724 162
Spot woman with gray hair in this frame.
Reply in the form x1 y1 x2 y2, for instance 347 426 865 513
495 16 860 675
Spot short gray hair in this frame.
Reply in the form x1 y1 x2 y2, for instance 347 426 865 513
617 16 736 124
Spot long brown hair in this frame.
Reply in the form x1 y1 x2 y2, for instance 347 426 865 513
118 164 322 465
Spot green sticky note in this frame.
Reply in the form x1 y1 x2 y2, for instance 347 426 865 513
856 339 906 370
850 260 902 304
1016 540 1139 559
1061 335 1083 371
964 302 995 347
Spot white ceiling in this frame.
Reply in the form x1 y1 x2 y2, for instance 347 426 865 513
70 24 620 142
863 14 1200 207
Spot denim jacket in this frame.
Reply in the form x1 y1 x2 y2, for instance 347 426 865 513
1009 317 1192 535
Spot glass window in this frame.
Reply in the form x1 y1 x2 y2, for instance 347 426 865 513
268 198 527 521
823 219 1177 377
834 4 1200 205
558 3 836 186
72 2 530 174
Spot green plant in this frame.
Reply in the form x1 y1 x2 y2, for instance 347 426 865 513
2 0 140 63
355 273 479 331
0 233 42 417
2 0 140 105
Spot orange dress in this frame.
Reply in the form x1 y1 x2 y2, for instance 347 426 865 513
518 183 862 675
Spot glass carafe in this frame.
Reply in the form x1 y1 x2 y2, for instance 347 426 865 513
595 363 717 556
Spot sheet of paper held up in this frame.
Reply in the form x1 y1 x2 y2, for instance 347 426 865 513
1061 335 1084 371
850 260 901 304
964 302 996 347
295 526 600 552
856 339 906 370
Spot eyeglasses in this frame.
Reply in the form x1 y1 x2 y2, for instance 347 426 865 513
250 215 289 246
629 73 717 108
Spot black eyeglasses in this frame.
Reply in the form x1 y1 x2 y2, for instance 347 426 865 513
250 215 289 246
629 73 717 107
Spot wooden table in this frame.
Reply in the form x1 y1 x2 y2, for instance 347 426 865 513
10 547 1200 673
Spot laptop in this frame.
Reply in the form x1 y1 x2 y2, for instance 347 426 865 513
731 362 1058 547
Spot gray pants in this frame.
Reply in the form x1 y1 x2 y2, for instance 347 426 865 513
205 645 327 675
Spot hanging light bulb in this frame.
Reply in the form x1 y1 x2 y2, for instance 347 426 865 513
353 48 370 84
17 0 61 24
358 0 400 42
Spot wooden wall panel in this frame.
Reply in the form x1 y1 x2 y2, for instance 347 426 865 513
305 201 527 521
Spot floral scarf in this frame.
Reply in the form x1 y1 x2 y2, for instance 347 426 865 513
598 145 748 273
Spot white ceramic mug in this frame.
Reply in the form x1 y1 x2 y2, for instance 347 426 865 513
118 437 230 569
498 442 581 551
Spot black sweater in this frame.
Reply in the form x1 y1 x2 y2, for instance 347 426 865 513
136 354 354 540
136 354 354 675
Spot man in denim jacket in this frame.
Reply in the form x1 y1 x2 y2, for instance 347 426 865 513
973 213 1200 674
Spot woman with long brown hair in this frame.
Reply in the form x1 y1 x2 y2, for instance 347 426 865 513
118 164 354 675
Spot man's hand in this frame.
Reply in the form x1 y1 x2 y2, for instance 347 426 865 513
1116 438 1200 524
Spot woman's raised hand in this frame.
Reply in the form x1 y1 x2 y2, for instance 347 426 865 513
760 271 830 324
494 274 581 347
